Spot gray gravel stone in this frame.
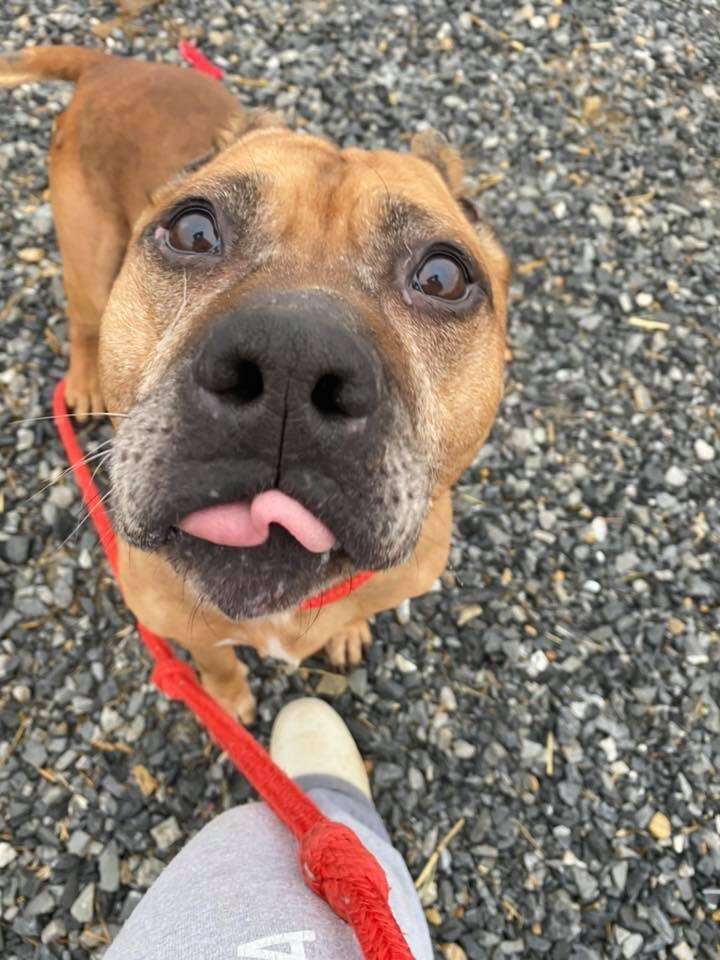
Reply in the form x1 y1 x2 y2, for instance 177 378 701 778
453 739 476 760
136 857 165 889
66 829 91 857
99 704 123 734
0 842 18 868
664 465 688 488
99 842 120 893
40 918 66 944
150 816 182 852
694 439 715 462
22 739 47 767
24 890 55 917
70 883 95 924
621 933 644 958
573 867 599 903
2 534 30 563
672 944 695 960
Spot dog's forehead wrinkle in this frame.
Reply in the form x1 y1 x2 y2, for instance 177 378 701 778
188 170 265 205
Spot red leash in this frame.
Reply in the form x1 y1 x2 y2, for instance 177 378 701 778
178 39 224 80
51 380 412 959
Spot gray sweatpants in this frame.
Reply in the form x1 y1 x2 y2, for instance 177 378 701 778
105 775 433 959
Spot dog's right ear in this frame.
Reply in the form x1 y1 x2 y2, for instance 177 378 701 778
410 129 483 228
410 129 465 196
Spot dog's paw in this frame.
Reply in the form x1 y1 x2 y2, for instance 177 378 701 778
65 364 105 422
325 619 372 669
200 665 257 725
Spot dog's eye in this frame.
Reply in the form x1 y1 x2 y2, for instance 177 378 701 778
167 208 220 254
413 254 468 301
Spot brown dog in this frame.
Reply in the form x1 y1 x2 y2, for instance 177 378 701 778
2 46 509 722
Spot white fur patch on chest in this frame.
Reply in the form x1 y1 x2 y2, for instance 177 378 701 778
212 611 300 665
264 633 300 667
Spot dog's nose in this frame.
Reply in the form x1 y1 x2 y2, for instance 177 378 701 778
193 290 382 423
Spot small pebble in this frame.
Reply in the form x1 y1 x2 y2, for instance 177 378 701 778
453 739 476 760
68 830 91 856
622 933 644 958
99 843 121 893
648 811 672 840
100 705 123 734
664 465 687 488
24 890 55 917
633 383 653 412
394 653 417 673
395 599 411 625
526 649 549 678
590 203 613 229
17 246 45 263
439 686 457 711
0 842 18 869
2 535 30 564
41 918 66 944
672 944 695 960
12 684 31 703
694 438 715 461
589 516 608 543
150 816 183 852
70 882 95 924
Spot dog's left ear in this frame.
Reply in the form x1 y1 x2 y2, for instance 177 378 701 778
213 108 284 151
150 109 285 205
410 129 481 226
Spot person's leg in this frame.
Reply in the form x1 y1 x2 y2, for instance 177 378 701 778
104 699 432 960
104 798 362 960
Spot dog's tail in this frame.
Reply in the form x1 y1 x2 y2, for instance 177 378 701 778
0 45 108 88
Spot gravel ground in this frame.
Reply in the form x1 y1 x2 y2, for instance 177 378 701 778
1 2 719 958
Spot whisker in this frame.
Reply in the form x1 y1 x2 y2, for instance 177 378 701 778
10 413 128 425
86 451 114 496
294 604 323 644
187 595 204 642
56 488 114 554
89 451 113 486
25 444 113 503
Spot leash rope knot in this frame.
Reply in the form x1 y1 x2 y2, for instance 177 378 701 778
300 821 414 957
301 820 389 905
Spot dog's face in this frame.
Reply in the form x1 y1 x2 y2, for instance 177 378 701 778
101 126 509 619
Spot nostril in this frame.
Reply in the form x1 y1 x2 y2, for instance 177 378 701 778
198 352 264 404
311 373 347 417
232 360 264 403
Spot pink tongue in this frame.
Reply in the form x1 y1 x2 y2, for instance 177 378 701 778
178 490 336 553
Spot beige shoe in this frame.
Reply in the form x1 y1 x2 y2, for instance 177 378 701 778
270 697 372 799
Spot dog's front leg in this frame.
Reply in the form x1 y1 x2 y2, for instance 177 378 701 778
184 636 257 725
117 545 257 723
324 619 372 669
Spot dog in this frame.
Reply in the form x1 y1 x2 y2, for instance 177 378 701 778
2 46 509 722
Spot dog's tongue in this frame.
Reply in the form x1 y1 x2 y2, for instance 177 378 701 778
178 490 336 553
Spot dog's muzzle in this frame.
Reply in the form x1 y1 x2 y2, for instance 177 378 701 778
110 289 432 619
